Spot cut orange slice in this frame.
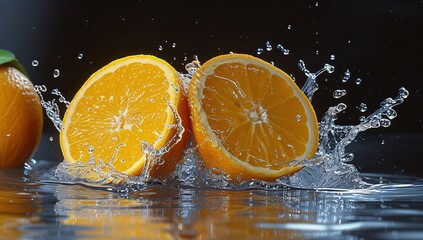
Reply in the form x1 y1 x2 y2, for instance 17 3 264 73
60 55 190 178
188 54 318 181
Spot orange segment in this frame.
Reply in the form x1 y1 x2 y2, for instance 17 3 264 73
60 55 190 178
188 54 318 181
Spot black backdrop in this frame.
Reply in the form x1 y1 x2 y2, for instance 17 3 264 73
1 0 422 174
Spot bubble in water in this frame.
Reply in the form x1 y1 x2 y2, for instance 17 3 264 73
330 55 335 60
158 45 163 51
53 69 60 78
342 69 350 82
333 89 347 99
355 78 362 85
49 136 54 141
265 41 272 51
31 60 39 67
358 103 368 112
77 53 84 59
257 48 264 55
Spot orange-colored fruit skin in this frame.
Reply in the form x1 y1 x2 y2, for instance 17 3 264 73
148 91 191 179
0 65 43 168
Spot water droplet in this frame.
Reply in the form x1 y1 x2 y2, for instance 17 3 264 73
39 85 47 92
77 53 84 59
158 45 163 51
31 60 39 67
172 42 176 48
333 89 347 99
336 103 347 112
381 97 396 107
315 50 319 55
342 69 350 82
49 137 54 141
380 118 391 127
330 55 335 60
315 1 319 6
399 87 409 98
277 135 282 141
5 132 10 137
358 103 368 112
381 140 385 145
53 69 60 78
265 41 272 51
88 146 95 154
112 137 117 141
386 108 397 119
287 24 292 30
257 48 264 55
359 116 366 122
296 114 301 121
355 78 362 85
276 44 290 55
324 64 335 73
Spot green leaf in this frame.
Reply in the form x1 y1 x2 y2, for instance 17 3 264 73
0 49 16 65
0 49 29 77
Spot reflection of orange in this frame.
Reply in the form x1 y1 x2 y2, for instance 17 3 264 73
56 185 174 239
192 190 304 239
0 65 43 168
0 181 41 238
55 185 307 239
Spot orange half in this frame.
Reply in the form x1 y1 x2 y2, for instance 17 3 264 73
188 53 318 181
60 55 190 178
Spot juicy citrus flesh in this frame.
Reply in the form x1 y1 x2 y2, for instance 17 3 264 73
188 54 318 180
60 55 190 177
0 65 43 168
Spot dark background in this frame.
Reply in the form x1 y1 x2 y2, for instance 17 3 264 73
1 0 422 175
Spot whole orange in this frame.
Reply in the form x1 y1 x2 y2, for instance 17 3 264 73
0 64 43 168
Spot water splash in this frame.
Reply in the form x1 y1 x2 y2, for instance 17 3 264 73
36 56 408 192
299 60 335 101
53 99 186 191
34 85 64 131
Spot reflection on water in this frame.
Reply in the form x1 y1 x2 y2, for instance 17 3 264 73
1 164 423 240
